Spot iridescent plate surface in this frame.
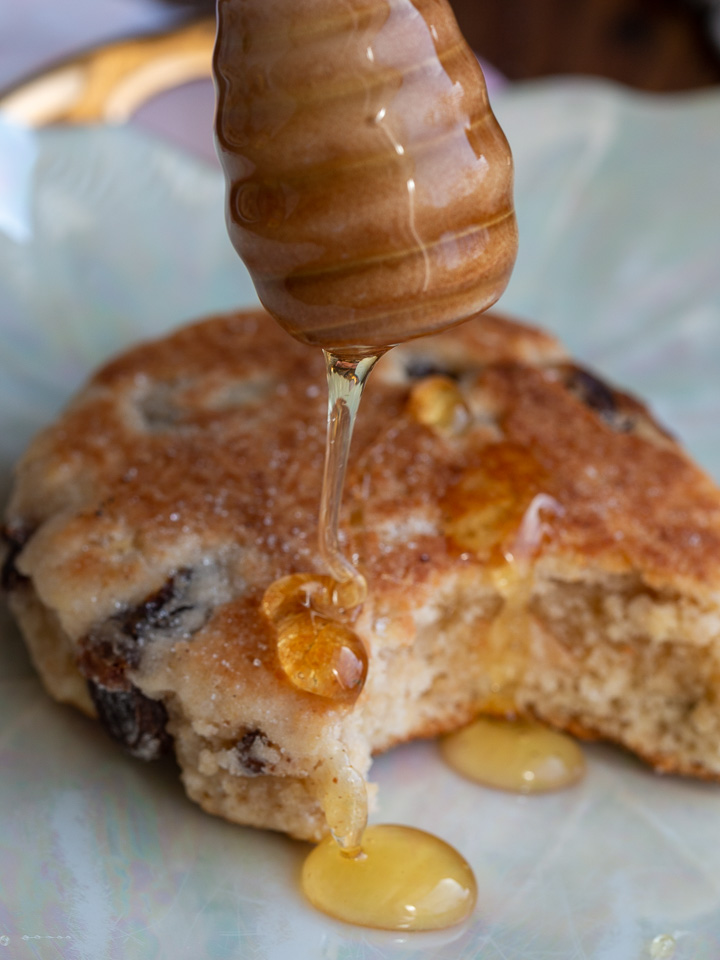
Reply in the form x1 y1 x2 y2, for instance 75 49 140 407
1 82 719 959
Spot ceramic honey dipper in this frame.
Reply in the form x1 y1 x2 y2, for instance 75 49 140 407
213 0 518 356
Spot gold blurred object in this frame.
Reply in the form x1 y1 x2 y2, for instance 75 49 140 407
0 18 215 127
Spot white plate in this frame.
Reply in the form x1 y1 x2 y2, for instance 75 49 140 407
1 81 720 960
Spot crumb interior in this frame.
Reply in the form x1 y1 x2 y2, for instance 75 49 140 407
9 561 720 842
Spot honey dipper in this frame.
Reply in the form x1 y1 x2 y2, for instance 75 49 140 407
214 0 518 355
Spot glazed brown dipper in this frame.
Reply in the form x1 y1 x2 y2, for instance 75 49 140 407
214 0 518 354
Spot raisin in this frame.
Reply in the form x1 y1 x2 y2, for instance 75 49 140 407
77 569 208 760
405 357 460 381
237 728 271 775
0 525 33 592
561 365 634 432
137 381 186 431
87 680 172 761
77 569 198 684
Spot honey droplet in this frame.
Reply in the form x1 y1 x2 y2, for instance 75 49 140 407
649 934 677 959
408 375 470 436
443 443 551 561
482 562 533 705
448 485 565 713
317 753 368 855
441 716 585 794
262 573 368 702
302 824 477 931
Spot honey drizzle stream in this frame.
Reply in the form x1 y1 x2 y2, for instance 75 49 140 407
317 352 379 854
319 352 379 604
261 352 379 854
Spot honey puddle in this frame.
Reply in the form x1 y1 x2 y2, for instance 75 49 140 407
302 824 477 931
310 740 474 931
442 716 585 794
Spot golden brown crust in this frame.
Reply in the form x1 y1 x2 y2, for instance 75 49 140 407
8 307 720 684
5 311 573 634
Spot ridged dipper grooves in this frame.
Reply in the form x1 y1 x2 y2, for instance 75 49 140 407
214 0 518 353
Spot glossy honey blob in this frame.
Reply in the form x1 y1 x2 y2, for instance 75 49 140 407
302 824 477 930
408 375 471 436
214 0 517 353
316 755 369 855
441 716 586 794
649 934 677 959
262 573 368 702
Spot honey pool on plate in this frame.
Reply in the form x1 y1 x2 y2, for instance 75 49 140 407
302 824 477 931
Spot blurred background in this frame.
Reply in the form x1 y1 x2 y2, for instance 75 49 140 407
2 0 720 162
3 0 720 90
452 0 720 90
